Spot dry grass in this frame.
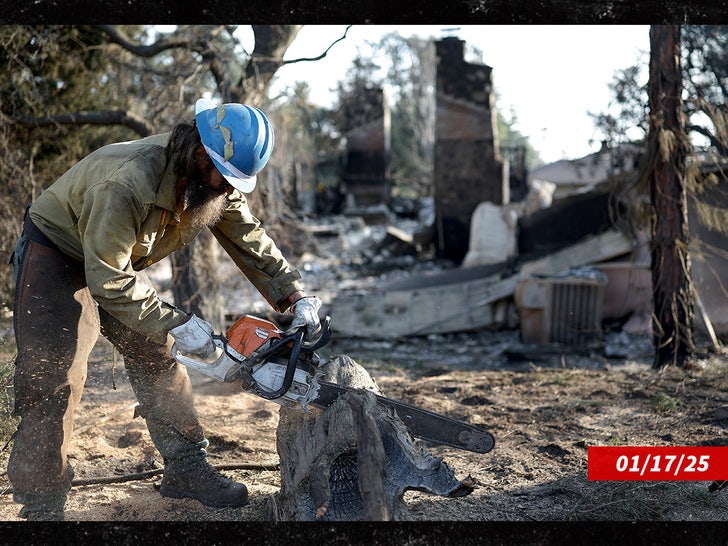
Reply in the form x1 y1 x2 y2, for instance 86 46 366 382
564 480 725 521
0 326 16 443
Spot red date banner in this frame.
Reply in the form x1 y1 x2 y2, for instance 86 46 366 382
588 446 728 481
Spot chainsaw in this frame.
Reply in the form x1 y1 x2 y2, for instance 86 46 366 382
173 315 495 455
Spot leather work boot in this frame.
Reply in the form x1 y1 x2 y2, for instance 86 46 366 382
13 468 72 522
16 492 67 521
18 505 65 521
160 461 249 508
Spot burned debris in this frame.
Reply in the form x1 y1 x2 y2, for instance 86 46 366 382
289 36 726 353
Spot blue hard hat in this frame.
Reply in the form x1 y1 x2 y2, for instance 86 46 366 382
194 98 275 193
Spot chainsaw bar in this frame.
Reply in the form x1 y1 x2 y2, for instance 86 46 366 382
311 381 495 454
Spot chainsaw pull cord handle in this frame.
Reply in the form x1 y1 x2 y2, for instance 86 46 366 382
249 329 304 400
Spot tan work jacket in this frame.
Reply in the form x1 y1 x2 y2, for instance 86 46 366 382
29 133 303 344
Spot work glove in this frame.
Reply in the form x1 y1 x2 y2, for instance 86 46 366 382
169 314 216 357
287 296 322 341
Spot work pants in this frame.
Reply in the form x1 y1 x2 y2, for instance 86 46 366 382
7 215 206 507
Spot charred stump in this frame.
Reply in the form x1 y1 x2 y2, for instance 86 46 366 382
270 355 475 521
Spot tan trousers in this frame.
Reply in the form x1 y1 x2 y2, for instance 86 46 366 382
8 216 206 506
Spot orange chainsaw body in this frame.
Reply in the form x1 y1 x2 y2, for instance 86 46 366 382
225 315 283 358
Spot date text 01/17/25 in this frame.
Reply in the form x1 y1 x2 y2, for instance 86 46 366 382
588 446 728 481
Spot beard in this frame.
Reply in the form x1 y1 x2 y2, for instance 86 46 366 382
181 173 228 230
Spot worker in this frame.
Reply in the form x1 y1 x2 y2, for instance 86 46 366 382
7 99 322 520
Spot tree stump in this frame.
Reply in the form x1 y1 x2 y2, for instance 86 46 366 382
270 355 475 521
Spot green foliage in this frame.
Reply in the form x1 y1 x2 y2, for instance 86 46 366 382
334 55 385 130
591 25 728 159
378 34 436 198
267 82 341 160
0 26 135 308
260 81 344 230
589 64 650 149
591 25 728 241
1 26 104 112
0 25 259 309
1 26 134 177
652 392 681 414
0 23 310 317
327 34 436 198
683 25 728 156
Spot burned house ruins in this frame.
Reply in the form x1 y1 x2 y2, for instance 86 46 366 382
323 35 727 348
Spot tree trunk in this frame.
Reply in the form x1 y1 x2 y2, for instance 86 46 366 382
647 25 694 368
169 230 225 331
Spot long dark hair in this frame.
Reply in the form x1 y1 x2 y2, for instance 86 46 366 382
169 121 201 179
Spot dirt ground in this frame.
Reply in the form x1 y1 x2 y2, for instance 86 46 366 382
1 324 728 523
1 227 728 524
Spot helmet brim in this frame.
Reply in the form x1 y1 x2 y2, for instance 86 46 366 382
195 98 216 116
218 167 257 193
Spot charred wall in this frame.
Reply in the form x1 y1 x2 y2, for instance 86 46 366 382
434 37 507 263
517 190 616 260
341 88 391 212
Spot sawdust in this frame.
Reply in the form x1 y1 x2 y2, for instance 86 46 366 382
2 330 728 522
2 233 728 523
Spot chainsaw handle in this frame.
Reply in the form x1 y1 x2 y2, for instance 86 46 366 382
244 316 331 401
250 329 304 400
300 315 332 352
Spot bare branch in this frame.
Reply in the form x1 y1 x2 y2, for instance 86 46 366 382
93 25 196 58
687 123 728 155
233 25 303 104
0 462 280 493
11 110 152 137
282 25 352 65
197 42 229 99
